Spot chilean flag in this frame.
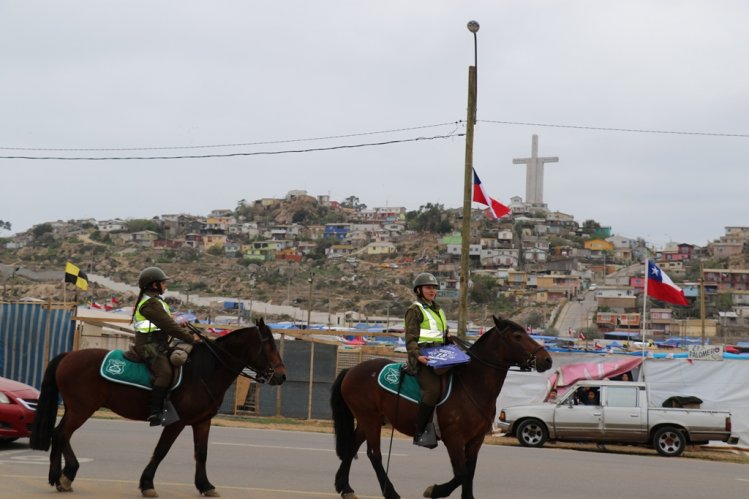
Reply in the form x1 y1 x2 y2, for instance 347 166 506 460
647 260 688 306
472 169 510 219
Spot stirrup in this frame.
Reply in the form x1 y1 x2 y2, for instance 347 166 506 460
147 412 163 427
413 423 438 449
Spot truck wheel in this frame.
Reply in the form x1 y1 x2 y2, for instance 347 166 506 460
653 426 686 457
516 419 548 448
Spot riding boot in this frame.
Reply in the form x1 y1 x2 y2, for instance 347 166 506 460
413 402 438 449
148 387 168 427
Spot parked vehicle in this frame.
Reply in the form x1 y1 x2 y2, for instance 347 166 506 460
0 376 39 443
497 379 737 457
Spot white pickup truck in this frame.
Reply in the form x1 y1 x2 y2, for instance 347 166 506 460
497 379 737 457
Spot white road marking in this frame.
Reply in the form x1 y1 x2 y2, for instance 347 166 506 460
212 441 408 456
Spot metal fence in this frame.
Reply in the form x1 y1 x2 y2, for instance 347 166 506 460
0 301 76 389
0 306 407 421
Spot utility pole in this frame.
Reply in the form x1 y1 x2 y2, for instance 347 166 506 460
699 263 706 345
306 271 315 329
458 20 479 339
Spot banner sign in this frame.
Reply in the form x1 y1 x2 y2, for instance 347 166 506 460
422 344 471 368
687 345 723 361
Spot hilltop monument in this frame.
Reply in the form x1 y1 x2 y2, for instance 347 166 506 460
513 134 558 207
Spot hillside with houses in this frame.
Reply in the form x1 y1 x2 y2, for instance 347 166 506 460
2 190 749 341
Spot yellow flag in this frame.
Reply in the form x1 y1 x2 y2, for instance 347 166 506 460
64 262 89 291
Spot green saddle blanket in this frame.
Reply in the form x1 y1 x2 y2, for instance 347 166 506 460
376 363 452 406
100 350 182 391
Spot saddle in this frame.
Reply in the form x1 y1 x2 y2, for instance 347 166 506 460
376 363 453 406
99 349 183 391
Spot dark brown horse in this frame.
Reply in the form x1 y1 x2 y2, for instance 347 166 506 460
30 318 286 497
331 316 552 499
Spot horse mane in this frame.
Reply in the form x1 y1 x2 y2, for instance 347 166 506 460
188 326 257 378
471 316 527 350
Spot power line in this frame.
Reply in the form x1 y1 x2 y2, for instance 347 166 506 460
0 122 460 152
478 119 749 138
0 133 464 161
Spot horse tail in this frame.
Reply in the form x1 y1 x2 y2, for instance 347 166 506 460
30 353 67 451
330 368 355 460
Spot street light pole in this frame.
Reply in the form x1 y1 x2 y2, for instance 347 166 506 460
458 20 480 339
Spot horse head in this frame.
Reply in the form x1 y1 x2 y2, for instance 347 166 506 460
471 315 552 373
214 318 287 385
253 318 287 385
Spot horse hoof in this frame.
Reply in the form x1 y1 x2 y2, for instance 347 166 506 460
141 488 158 497
423 485 434 498
342 493 357 499
201 489 220 497
55 475 74 492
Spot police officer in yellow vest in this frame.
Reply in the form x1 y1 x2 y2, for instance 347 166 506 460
132 267 198 426
404 272 451 448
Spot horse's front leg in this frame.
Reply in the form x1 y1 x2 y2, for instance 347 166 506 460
423 434 471 499
192 419 219 496
458 437 484 499
139 422 186 497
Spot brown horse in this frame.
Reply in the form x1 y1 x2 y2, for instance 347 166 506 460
331 316 552 499
30 318 286 497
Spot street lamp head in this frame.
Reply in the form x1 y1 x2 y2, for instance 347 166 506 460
467 20 479 33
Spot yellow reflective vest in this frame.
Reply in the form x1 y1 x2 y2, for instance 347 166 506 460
133 296 171 333
413 301 447 344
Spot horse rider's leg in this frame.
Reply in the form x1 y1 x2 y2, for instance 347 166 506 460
334 425 366 499
139 421 186 497
362 416 400 499
191 419 219 497
422 435 467 499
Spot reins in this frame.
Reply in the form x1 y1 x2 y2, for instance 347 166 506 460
448 325 546 425
385 365 405 475
187 323 276 383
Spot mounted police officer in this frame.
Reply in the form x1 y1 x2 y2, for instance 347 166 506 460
404 272 451 448
132 267 198 426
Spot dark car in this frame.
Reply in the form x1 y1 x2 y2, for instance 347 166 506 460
0 376 39 443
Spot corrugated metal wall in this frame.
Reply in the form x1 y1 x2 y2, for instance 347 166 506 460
0 302 75 389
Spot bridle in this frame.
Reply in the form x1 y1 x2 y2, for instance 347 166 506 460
451 326 545 372
450 325 546 426
188 323 280 384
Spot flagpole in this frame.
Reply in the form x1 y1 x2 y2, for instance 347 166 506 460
641 256 649 358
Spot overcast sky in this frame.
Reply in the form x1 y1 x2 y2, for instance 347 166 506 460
2 1 748 248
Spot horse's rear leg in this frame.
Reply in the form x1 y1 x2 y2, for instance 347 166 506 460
139 422 186 497
361 418 400 499
192 419 218 496
49 411 91 492
334 425 366 498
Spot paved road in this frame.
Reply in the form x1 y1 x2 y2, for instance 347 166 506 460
555 291 596 337
1 419 748 498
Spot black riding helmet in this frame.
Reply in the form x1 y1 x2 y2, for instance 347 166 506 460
138 266 169 290
412 272 439 293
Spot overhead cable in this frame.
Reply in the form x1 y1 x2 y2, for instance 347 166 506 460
0 133 464 161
